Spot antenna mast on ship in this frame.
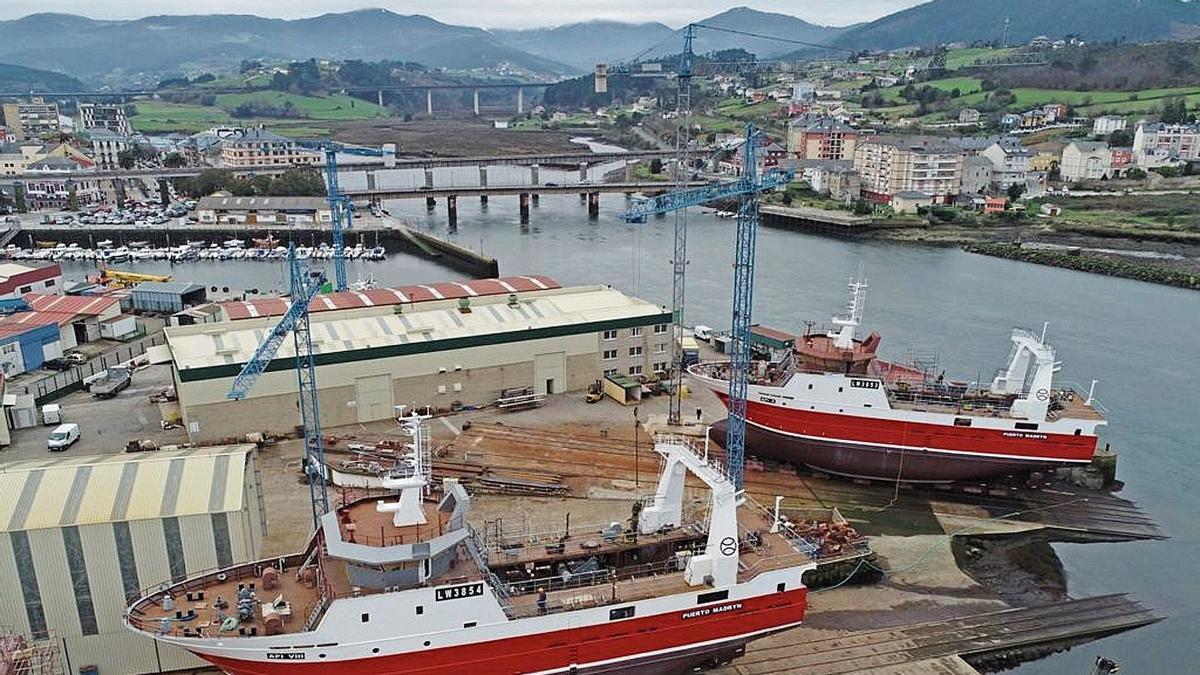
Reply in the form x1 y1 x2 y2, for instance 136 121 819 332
831 274 869 349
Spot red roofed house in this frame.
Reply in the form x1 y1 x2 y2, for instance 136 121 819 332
0 262 62 300
22 293 121 349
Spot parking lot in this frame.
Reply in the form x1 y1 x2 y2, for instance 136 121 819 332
0 364 186 462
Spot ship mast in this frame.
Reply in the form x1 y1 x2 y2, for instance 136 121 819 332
831 274 869 350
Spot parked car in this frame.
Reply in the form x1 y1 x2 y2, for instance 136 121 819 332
43 358 72 371
64 351 87 365
47 423 80 451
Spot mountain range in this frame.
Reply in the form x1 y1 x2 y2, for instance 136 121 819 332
2 2 1200 87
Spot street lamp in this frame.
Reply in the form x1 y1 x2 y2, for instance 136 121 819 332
633 405 639 489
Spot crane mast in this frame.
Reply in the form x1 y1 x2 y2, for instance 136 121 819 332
666 24 696 427
323 147 350 293
623 124 791 489
227 245 330 528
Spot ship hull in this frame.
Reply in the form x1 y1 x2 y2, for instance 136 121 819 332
706 393 1095 482
708 419 1070 482
169 587 807 675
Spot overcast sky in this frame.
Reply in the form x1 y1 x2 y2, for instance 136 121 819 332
0 1 929 29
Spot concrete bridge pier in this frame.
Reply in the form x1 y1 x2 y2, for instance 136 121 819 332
587 192 600 218
426 197 436 210
473 89 480 116
519 193 531 222
517 87 524 114
479 167 489 205
426 90 433 116
447 196 458 225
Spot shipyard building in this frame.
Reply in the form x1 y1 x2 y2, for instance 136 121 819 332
166 279 672 442
0 445 265 674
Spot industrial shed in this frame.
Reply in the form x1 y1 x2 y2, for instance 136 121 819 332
130 281 208 314
0 444 265 675
167 284 673 442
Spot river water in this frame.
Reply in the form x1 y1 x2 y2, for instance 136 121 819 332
58 148 1200 672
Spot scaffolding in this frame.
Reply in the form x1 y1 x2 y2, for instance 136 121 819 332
0 627 64 675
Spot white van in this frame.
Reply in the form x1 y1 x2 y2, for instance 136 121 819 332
693 325 714 342
47 423 80 451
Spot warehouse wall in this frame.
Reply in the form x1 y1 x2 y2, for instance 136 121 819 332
177 332 607 441
0 453 264 675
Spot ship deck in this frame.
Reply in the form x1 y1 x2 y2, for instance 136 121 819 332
129 501 819 639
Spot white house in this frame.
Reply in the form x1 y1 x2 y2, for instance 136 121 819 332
1061 141 1115 181
981 137 1032 189
1093 116 1127 136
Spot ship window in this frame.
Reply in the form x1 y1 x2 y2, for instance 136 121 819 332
1075 429 1082 436
464 621 477 628
838 387 843 393
318 654 326 659
372 648 380 654
423 641 431 647
697 590 729 605
416 605 424 615
609 606 636 621
808 384 813 390
361 613 370 623
1015 422 1039 431
777 583 786 593
954 418 972 427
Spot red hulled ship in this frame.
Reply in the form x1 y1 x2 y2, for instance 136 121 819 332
126 416 821 674
691 278 1107 482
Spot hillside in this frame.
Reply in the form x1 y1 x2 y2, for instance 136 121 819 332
976 40 1200 91
686 7 851 58
492 21 674 72
0 9 575 85
829 0 1200 52
0 62 84 92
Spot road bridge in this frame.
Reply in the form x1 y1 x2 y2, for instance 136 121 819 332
74 150 678 180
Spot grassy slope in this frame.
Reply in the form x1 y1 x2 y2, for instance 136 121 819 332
130 91 388 133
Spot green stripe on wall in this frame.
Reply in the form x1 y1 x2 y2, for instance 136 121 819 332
178 312 673 383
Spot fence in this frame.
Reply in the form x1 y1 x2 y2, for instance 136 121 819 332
25 333 166 404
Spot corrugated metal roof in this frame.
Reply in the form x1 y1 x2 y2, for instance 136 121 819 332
131 281 207 296
169 284 664 369
0 445 254 532
222 275 560 321
24 293 118 317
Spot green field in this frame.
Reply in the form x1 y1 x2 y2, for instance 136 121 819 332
874 74 1200 120
129 90 389 133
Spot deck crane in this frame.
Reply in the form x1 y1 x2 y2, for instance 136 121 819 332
226 245 330 528
623 124 793 489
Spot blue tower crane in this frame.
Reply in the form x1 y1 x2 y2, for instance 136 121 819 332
227 244 330 528
622 124 791 489
323 147 352 293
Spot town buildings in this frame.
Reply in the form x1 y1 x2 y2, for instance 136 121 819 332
786 118 859 161
854 135 963 204
1093 116 1128 136
1 98 60 140
219 127 321 168
981 137 1032 189
1061 140 1124 181
78 102 133 134
196 196 333 225
1132 122 1200 166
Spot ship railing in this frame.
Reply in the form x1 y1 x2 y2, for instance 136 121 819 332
125 552 313 637
500 554 704 619
1056 381 1108 417
653 433 737 486
466 524 514 614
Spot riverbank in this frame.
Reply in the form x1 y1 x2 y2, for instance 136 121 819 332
963 242 1200 290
